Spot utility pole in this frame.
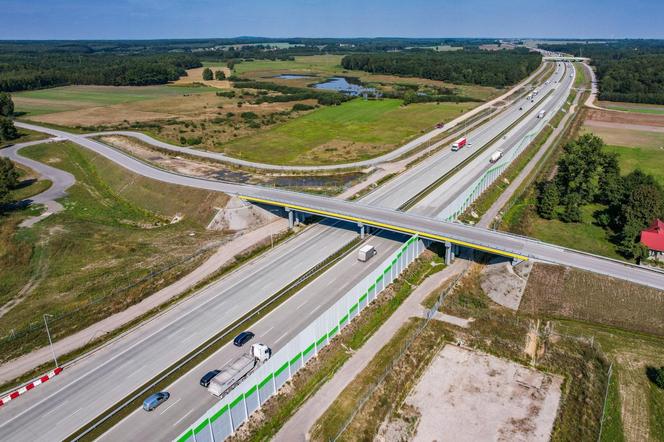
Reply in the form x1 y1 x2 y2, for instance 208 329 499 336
43 314 58 368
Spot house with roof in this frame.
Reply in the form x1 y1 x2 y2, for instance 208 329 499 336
640 219 664 261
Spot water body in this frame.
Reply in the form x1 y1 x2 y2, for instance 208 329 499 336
273 74 313 79
313 77 376 97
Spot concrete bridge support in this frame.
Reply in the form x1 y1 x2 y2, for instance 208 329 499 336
358 223 365 239
444 241 455 265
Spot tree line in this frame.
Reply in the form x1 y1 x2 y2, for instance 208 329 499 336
340 48 541 88
0 93 18 143
0 52 201 92
540 41 664 105
536 134 663 259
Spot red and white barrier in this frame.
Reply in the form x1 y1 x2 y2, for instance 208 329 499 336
0 367 62 406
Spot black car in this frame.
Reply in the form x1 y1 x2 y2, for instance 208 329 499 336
200 370 221 387
233 331 255 347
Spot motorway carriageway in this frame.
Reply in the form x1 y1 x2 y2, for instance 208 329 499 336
0 62 576 441
98 66 573 442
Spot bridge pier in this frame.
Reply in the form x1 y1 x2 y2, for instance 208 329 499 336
444 241 454 265
358 223 365 239
286 208 294 229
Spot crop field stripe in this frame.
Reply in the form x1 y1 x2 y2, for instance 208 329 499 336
238 195 529 260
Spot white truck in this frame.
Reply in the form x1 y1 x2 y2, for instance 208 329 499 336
537 110 546 119
207 343 271 398
357 244 377 262
490 151 503 163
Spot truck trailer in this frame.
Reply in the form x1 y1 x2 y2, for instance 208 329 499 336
208 343 271 398
357 244 377 262
451 137 467 151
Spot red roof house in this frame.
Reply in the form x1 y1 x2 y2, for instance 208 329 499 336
640 219 664 253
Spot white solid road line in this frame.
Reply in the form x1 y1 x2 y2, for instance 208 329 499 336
159 398 181 415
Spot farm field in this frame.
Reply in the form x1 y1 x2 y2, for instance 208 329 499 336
0 141 229 362
521 263 664 442
598 101 664 115
13 84 217 117
220 98 478 165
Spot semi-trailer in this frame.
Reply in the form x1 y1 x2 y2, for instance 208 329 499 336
207 343 272 398
451 137 467 151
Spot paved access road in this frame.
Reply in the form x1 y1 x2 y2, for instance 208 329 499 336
0 139 75 227
1 62 640 442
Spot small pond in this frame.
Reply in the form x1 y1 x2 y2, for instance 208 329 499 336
273 74 313 79
313 77 376 96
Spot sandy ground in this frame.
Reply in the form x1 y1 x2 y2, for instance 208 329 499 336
393 345 562 442
480 258 533 310
173 67 232 88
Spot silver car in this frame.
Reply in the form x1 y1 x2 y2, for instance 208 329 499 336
143 392 170 411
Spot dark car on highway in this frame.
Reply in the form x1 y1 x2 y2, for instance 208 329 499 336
233 331 254 347
200 369 221 387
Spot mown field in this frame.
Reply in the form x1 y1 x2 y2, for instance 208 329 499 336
220 98 478 165
0 141 229 362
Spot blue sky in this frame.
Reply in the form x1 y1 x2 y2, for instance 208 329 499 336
1 0 662 40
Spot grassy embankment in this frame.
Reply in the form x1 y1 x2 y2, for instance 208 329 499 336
597 101 664 115
0 141 229 363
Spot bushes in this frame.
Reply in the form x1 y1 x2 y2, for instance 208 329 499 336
232 80 352 106
292 103 315 111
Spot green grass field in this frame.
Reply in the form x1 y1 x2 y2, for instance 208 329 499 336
221 98 477 165
13 84 217 117
573 62 588 88
0 141 228 362
597 101 664 115
528 204 623 260
605 144 664 186
232 54 343 76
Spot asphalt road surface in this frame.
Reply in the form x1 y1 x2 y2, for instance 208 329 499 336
3 62 658 442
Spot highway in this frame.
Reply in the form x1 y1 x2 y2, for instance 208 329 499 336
2 61 655 442
415 63 574 218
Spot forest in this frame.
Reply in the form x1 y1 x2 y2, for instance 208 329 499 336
540 40 664 104
0 38 503 92
340 48 541 88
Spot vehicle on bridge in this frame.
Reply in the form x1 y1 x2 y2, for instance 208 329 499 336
208 343 272 398
451 137 467 152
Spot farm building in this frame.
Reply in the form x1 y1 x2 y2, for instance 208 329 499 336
640 219 664 261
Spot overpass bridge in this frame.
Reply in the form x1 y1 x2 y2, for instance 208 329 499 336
239 192 664 290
